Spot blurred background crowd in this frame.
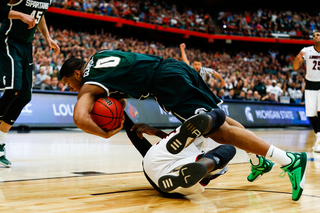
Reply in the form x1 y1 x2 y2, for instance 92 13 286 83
51 0 319 38
1 0 316 105
29 26 305 104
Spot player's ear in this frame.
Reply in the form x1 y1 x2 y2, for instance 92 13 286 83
74 70 81 79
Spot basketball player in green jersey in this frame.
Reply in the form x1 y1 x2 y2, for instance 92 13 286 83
0 0 60 167
60 50 307 201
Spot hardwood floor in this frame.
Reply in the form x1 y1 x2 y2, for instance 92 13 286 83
0 128 318 213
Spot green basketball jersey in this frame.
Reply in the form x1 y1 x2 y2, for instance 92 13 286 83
82 50 163 99
0 0 51 43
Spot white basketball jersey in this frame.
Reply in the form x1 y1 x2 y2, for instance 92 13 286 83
199 67 215 81
301 46 320 82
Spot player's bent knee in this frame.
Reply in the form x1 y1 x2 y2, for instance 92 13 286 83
203 144 236 169
204 108 226 136
2 98 30 125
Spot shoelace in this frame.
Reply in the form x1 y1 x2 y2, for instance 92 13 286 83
279 171 288 178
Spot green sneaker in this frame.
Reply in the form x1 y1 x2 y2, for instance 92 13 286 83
247 155 275 182
0 144 11 168
280 152 307 201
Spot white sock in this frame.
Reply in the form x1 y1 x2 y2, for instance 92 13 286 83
266 145 291 166
0 131 7 145
248 153 260 165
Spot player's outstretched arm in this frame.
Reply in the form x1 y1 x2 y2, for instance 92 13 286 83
131 124 168 139
74 84 123 138
214 72 226 87
37 16 60 55
180 43 190 65
293 52 305 70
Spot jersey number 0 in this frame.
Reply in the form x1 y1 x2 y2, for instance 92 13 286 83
95 56 121 68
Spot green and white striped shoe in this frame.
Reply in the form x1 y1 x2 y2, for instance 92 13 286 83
0 144 11 168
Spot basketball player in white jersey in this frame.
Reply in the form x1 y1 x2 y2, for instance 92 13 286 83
293 31 320 152
179 43 226 87
123 112 236 197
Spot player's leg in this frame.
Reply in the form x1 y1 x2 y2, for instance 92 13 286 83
210 121 307 201
309 90 320 152
166 108 226 155
303 89 320 151
154 60 306 200
0 41 33 167
0 38 24 167
198 144 236 186
225 116 275 182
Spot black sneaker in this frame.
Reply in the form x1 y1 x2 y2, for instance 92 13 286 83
158 162 207 193
166 114 211 154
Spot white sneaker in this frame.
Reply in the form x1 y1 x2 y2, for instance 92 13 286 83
312 138 320 153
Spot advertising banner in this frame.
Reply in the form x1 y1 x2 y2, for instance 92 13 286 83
12 92 309 128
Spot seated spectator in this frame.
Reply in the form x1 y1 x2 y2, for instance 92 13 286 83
45 76 62 91
32 75 41 90
252 91 261 101
261 92 278 102
245 89 254 101
224 88 234 99
217 88 225 100
266 79 283 101
288 81 303 102
253 77 267 97
35 66 50 87
40 76 52 90
234 90 246 100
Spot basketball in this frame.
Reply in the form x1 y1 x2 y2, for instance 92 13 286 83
90 97 124 131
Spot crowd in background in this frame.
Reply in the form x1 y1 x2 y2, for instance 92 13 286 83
51 0 319 38
29 26 306 104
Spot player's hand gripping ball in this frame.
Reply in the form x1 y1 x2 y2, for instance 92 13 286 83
90 97 124 131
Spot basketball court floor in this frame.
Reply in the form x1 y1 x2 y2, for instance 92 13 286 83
0 127 319 212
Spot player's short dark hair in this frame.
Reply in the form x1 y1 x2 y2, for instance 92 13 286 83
60 57 86 78
193 57 202 62
313 31 320 35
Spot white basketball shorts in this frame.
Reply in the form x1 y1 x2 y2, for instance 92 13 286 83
143 127 205 196
305 90 320 117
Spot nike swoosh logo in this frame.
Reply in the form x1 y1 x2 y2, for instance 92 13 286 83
270 149 274 157
289 173 298 190
29 63 33 66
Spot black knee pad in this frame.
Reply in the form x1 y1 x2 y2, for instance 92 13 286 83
3 98 30 125
0 89 20 120
204 108 226 136
203 144 236 169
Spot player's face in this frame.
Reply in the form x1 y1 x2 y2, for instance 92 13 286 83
193 61 202 72
62 76 82 92
313 32 320 43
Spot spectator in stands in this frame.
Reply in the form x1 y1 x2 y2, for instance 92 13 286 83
35 66 50 88
233 78 244 97
266 79 283 101
83 0 93 13
224 88 234 99
252 91 261 101
261 92 278 102
252 76 267 97
234 90 246 100
245 89 254 101
40 76 52 90
288 81 303 103
45 76 62 91
217 88 225 100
